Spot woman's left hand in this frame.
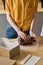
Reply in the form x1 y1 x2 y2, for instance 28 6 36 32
30 31 37 40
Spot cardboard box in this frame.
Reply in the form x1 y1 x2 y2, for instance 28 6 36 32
0 38 20 59
0 56 16 65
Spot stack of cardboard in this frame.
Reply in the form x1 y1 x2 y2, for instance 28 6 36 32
0 38 20 65
0 38 20 59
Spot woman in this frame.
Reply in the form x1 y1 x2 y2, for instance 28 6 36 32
5 0 38 44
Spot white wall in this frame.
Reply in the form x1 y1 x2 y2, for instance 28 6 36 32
0 14 8 37
33 12 43 36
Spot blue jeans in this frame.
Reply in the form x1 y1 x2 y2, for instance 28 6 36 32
5 23 30 39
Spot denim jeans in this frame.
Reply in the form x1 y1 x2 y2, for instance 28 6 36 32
5 23 30 39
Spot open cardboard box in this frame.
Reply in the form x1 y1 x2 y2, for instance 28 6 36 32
0 38 20 59
0 56 16 65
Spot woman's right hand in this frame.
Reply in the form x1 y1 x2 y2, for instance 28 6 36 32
17 30 28 41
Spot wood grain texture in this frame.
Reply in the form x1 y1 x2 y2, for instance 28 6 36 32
17 36 43 65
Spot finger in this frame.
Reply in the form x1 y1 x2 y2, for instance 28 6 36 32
23 34 28 41
31 33 36 38
22 35 27 41
30 33 36 40
21 34 27 41
33 35 37 41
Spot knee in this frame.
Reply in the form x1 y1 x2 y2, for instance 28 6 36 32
5 27 18 39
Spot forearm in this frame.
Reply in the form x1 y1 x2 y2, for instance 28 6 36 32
29 18 37 39
30 18 35 33
6 12 20 34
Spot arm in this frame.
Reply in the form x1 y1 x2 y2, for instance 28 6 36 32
6 11 27 41
5 0 20 34
30 18 35 33
29 0 38 39
29 18 37 39
5 0 28 41
6 12 20 34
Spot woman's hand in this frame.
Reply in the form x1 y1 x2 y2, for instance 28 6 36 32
18 30 28 41
30 31 37 40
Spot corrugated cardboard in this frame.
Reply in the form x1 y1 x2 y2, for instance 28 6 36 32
0 38 20 59
0 56 16 65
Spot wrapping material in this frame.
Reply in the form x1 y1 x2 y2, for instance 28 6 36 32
20 36 42 52
20 43 39 52
20 36 36 45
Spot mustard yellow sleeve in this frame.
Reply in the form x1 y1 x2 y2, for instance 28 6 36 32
5 0 11 12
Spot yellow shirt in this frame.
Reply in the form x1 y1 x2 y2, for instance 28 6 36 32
5 0 38 31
